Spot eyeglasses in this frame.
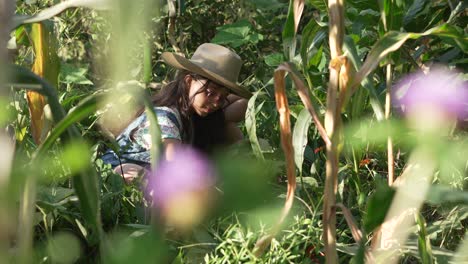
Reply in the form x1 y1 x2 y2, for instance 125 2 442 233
205 87 229 101
195 78 229 102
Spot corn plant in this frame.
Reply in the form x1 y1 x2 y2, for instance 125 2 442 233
2 0 467 263
250 0 467 263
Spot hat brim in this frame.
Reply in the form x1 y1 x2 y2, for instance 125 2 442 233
161 52 252 99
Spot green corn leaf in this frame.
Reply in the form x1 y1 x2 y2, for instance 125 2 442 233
292 108 312 175
378 0 404 32
403 0 430 26
352 24 468 92
307 0 328 13
300 19 324 70
282 0 296 41
9 64 103 243
283 0 296 59
245 90 264 160
36 92 105 157
11 0 111 30
343 36 384 120
142 39 152 84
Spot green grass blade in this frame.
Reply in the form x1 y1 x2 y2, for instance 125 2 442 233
415 213 434 264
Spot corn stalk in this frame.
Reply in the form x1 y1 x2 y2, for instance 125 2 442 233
323 0 345 262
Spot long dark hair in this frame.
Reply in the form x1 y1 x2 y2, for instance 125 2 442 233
141 70 227 153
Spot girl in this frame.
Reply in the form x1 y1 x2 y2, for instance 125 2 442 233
101 43 251 181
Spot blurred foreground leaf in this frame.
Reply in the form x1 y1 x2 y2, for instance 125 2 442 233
363 181 395 233
103 230 167 264
426 185 468 205
216 153 279 212
11 0 111 30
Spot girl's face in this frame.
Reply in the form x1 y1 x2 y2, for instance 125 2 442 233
187 75 229 116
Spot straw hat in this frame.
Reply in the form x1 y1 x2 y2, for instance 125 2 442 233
161 43 251 99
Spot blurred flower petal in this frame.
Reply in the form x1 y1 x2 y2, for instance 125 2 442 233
148 146 216 229
393 67 468 120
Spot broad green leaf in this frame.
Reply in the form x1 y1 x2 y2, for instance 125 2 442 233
11 0 111 30
447 1 467 23
403 0 430 26
364 181 395 233
307 0 328 13
282 0 296 42
211 20 263 48
293 108 312 175
37 186 74 206
264 53 284 67
282 0 298 59
245 90 264 160
298 176 318 189
60 63 93 85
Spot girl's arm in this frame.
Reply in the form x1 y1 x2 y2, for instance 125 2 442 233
224 94 248 123
163 138 182 161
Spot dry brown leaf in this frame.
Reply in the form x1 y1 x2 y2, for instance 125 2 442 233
293 0 305 33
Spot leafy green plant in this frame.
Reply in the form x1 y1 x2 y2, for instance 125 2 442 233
2 0 467 263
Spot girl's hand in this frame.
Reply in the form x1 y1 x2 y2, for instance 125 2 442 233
224 94 248 123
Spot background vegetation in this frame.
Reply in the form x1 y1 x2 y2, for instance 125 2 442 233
2 0 467 263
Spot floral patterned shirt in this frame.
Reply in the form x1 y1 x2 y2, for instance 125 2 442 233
101 106 183 168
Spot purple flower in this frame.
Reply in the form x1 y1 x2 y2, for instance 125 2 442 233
393 68 468 121
148 146 216 229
